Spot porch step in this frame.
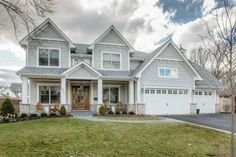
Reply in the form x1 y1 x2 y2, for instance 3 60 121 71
71 110 94 117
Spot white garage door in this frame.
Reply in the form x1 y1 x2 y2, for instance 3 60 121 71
144 88 190 115
195 90 215 113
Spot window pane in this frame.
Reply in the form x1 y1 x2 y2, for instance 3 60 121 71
50 49 59 66
112 61 120 69
103 53 111 61
103 61 111 69
39 86 49 103
112 54 120 61
166 69 171 76
160 69 165 76
103 87 109 103
110 87 119 103
50 86 60 104
39 49 48 66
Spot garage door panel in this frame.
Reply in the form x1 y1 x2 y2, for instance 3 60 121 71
144 88 190 115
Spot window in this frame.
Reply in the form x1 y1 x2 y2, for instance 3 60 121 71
39 86 60 104
158 67 178 78
184 90 188 95
71 58 91 66
103 87 119 103
38 48 59 66
168 90 172 94
150 89 155 94
179 90 183 94
195 91 198 95
173 90 177 94
145 89 149 94
162 90 166 94
199 91 202 95
204 92 208 95
157 90 161 94
102 52 121 70
209 92 212 95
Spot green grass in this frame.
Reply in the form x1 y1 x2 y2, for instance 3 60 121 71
0 118 233 157
96 115 162 120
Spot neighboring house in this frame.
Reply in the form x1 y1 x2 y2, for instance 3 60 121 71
10 83 22 98
16 18 222 115
0 86 21 113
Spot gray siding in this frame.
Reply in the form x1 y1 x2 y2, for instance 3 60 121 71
141 59 194 87
67 67 97 78
34 23 64 40
29 79 37 105
101 30 124 44
130 60 142 70
27 39 70 68
157 44 182 60
93 44 129 70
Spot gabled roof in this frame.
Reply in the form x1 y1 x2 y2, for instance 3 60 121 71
19 18 75 48
133 39 202 80
88 25 135 52
190 62 223 89
62 61 102 77
16 67 68 76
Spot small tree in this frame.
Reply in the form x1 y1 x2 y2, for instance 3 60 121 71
59 105 67 116
1 98 15 116
99 105 106 115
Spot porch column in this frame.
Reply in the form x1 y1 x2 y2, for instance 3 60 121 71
136 78 140 103
97 79 103 104
129 80 134 104
60 78 67 104
21 77 29 104
90 81 94 104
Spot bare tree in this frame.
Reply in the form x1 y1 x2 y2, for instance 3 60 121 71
0 0 54 38
190 47 209 68
201 0 236 156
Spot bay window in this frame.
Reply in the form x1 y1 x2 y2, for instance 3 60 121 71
103 86 119 103
102 52 121 70
38 48 60 66
39 85 60 104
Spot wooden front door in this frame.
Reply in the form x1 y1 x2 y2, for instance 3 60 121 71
72 86 89 110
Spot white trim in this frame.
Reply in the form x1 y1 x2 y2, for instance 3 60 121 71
97 42 126 47
66 77 98 80
156 58 182 62
62 61 102 77
157 67 178 79
128 52 130 71
101 51 122 70
37 47 61 68
36 83 60 104
143 85 192 90
33 37 66 42
92 49 94 67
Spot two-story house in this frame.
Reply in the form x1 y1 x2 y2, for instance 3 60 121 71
17 18 222 115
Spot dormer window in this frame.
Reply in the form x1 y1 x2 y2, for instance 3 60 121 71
158 67 178 78
38 48 60 67
102 51 121 70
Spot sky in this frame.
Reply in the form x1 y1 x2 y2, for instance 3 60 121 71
0 0 234 85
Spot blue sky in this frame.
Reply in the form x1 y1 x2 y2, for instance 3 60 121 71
0 0 234 85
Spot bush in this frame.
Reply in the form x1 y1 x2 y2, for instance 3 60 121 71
115 111 120 115
30 113 38 118
128 111 135 115
40 112 48 117
108 110 114 115
122 111 127 115
59 105 67 116
49 112 57 117
20 113 28 118
0 98 15 116
99 105 106 115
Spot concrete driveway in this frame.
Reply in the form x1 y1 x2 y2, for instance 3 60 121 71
163 114 236 133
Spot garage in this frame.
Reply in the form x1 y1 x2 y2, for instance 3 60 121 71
144 88 190 115
194 90 216 113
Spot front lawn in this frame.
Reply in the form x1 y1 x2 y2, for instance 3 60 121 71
0 118 233 157
96 115 162 120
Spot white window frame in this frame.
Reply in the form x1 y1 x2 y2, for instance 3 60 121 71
101 51 122 70
103 85 121 103
158 67 178 79
37 47 61 68
36 83 60 105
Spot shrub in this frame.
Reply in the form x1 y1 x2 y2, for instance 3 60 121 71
0 98 15 116
59 105 67 116
99 105 106 115
49 112 57 117
128 111 135 115
20 113 28 118
115 111 120 115
108 110 114 115
30 113 38 118
40 112 48 117
122 111 127 115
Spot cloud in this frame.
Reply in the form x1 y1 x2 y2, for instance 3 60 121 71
0 69 21 86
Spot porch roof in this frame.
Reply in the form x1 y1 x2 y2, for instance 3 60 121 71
16 67 68 76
